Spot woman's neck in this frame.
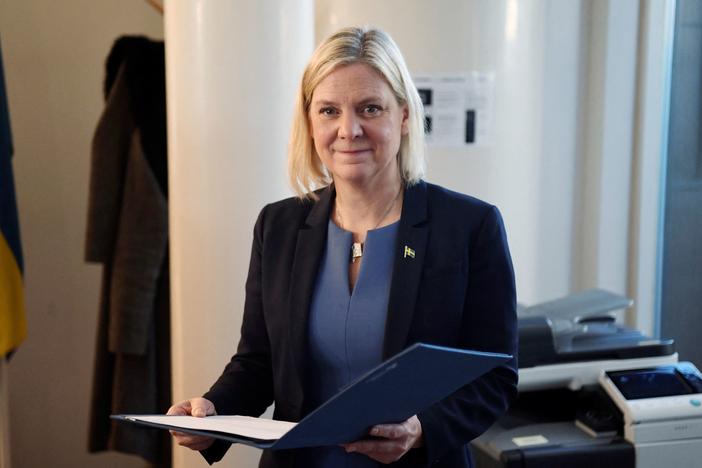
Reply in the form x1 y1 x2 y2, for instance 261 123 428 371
333 177 404 240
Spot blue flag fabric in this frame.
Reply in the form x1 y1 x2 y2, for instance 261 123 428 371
0 40 27 358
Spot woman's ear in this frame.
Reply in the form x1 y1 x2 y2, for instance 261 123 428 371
401 105 409 135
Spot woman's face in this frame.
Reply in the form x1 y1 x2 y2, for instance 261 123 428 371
309 63 408 188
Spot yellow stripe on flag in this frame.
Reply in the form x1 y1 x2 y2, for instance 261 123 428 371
0 232 26 357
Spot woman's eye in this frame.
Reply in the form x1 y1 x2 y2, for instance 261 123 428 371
319 107 336 116
363 105 382 115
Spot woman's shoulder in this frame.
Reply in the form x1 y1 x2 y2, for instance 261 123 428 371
263 194 314 214
422 181 497 216
256 186 330 230
419 182 508 243
258 195 314 224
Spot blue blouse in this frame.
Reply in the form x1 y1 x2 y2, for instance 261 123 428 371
303 219 399 468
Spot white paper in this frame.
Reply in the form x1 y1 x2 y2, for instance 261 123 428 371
413 72 495 147
511 435 549 447
127 415 297 441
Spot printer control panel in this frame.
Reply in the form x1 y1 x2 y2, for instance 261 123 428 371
601 362 702 423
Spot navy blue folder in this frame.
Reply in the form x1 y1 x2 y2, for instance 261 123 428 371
112 342 511 449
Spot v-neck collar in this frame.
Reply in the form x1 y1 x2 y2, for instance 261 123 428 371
286 181 431 406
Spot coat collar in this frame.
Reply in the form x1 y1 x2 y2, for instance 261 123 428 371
383 180 429 358
287 185 334 411
304 185 335 226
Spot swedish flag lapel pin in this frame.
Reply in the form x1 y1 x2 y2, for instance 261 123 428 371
403 245 416 259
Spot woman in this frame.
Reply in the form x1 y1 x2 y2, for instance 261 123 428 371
168 26 517 468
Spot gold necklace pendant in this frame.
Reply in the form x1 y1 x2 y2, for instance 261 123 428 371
337 185 403 264
351 242 363 263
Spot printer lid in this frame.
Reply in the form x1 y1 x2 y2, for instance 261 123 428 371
519 288 633 322
518 289 675 369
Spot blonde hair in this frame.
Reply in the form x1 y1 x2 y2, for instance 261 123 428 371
288 26 426 199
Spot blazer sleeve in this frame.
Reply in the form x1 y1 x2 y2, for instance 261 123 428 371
200 206 276 464
417 205 518 465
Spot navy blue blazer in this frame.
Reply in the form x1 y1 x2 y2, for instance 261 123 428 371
202 181 518 467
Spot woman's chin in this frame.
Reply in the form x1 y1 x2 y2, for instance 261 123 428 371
331 167 376 186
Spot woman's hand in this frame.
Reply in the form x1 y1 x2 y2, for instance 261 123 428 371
342 415 423 464
166 397 217 451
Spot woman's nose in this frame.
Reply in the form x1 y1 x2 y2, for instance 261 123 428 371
338 113 362 139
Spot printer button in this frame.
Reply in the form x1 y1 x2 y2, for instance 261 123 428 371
690 399 701 407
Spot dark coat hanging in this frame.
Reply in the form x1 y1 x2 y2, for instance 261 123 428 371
85 36 171 467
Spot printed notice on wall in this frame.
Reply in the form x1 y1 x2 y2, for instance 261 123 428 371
413 72 495 148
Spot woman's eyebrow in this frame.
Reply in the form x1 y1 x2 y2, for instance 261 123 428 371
356 96 385 106
311 99 338 107
311 95 385 107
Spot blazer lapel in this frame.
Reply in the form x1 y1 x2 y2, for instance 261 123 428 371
383 181 429 358
287 186 334 405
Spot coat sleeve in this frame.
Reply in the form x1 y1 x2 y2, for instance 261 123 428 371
200 206 276 464
417 205 518 465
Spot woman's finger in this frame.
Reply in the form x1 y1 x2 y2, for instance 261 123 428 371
343 415 423 463
170 430 215 450
369 423 404 439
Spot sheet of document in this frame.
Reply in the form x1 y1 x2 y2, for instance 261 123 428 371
126 415 297 441
116 343 512 449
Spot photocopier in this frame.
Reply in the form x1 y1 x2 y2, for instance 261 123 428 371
471 289 702 468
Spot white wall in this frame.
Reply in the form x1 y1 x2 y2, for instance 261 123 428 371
627 0 676 335
1 0 163 466
574 0 639 300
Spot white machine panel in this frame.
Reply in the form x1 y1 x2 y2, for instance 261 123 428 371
624 395 702 423
635 438 702 468
519 353 678 391
600 362 702 448
625 417 702 443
